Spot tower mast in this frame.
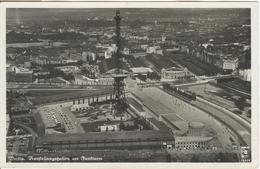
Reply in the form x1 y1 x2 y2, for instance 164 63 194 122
112 10 127 117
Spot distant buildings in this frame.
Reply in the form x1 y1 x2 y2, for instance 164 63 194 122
33 68 50 77
122 48 130 55
180 44 189 53
99 124 119 132
6 40 67 48
149 35 162 43
6 114 10 133
130 49 147 58
56 65 79 74
82 51 96 62
32 56 79 66
24 61 32 68
188 41 246 73
238 69 251 82
74 75 113 85
130 67 154 81
71 103 91 112
32 56 63 66
96 43 117 59
6 41 49 48
220 57 239 71
146 46 163 55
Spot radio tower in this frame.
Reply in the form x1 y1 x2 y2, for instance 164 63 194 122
112 10 127 117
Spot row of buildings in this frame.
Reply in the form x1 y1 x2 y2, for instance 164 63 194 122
192 45 240 71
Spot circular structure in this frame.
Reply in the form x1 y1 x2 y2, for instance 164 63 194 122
188 121 205 137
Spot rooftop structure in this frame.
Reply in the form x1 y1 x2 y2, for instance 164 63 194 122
131 67 153 75
161 67 194 81
175 136 213 149
189 121 205 129
188 121 206 137
36 130 175 150
162 114 189 135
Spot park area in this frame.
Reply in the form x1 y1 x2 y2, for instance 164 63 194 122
71 102 153 133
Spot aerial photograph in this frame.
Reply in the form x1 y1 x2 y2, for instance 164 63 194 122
6 8 251 162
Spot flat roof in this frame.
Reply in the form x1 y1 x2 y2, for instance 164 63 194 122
162 114 183 122
147 118 171 131
38 130 174 144
162 114 189 134
131 67 153 74
112 74 128 78
127 97 144 112
143 99 175 116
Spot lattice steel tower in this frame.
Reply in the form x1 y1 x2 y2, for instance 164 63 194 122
112 10 127 116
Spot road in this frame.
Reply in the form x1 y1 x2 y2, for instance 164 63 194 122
218 83 251 97
7 83 112 90
192 98 251 147
7 74 234 90
7 88 104 91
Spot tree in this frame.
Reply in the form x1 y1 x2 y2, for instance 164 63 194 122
190 155 200 162
215 152 224 162
166 153 171 162
235 97 246 110
119 122 125 130
247 109 251 118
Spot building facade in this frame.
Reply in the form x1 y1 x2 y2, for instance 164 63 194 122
161 67 194 81
175 136 213 149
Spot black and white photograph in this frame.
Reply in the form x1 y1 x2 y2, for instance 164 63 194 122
1 1 258 167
